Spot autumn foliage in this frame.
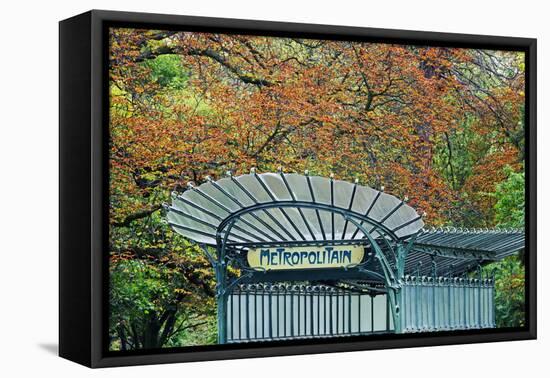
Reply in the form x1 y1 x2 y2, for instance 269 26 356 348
108 27 525 349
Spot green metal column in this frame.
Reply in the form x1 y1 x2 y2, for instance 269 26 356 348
215 219 236 344
390 287 402 333
346 217 402 333
215 261 228 344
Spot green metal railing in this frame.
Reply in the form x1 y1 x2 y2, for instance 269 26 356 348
226 276 495 342
227 284 393 343
400 275 495 332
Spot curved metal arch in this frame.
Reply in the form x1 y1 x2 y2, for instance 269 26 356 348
215 200 401 244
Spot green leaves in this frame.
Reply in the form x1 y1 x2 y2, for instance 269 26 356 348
487 255 525 328
483 166 526 328
109 257 216 350
493 166 525 228
144 54 189 89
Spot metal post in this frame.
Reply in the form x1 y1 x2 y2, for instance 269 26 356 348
290 287 294 337
215 219 236 344
215 261 228 344
491 270 496 327
268 286 273 339
358 293 362 333
346 216 402 333
370 294 374 332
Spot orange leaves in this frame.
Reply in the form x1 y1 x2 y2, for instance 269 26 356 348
463 145 521 220
108 29 525 228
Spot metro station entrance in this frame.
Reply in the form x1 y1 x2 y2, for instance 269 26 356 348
166 171 524 343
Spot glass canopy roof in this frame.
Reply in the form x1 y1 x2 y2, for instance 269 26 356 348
166 172 425 246
404 228 525 276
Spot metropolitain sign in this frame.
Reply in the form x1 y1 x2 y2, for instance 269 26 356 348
247 245 365 271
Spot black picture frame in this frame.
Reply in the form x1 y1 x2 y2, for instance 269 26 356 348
59 9 537 368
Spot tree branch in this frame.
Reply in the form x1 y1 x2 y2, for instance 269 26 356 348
187 48 274 87
135 43 274 87
111 204 162 227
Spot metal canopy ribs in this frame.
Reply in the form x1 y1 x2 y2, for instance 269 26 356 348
166 171 425 246
403 228 525 276
414 227 525 257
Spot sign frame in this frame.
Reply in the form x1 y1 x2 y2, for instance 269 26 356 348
247 244 366 271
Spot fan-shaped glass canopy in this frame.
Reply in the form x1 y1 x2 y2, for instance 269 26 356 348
166 172 425 246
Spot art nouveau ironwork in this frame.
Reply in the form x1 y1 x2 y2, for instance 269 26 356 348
166 171 524 344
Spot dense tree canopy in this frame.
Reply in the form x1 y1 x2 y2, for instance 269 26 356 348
108 28 526 350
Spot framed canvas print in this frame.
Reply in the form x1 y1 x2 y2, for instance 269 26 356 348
59 10 536 368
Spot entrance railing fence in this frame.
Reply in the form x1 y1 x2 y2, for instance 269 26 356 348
227 284 392 343
401 275 495 332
